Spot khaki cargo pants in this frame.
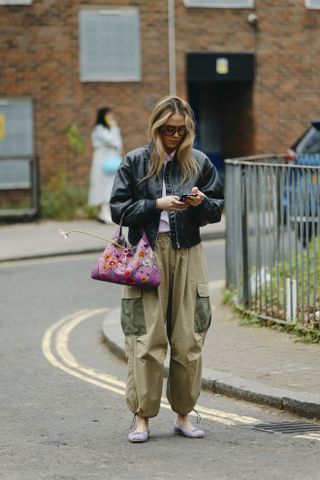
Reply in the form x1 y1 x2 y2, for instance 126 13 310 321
121 233 211 418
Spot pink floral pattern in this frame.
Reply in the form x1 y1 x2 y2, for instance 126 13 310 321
91 232 160 288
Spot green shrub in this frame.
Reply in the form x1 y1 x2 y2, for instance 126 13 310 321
40 171 97 220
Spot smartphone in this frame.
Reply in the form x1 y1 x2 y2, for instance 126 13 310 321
179 193 198 201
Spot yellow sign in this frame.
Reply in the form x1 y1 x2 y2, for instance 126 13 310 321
216 58 229 75
0 113 6 140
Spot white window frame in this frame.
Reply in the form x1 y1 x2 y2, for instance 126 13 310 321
184 0 254 8
79 7 141 82
305 0 320 9
0 0 32 4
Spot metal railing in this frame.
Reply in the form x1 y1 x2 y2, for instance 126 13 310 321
225 154 320 329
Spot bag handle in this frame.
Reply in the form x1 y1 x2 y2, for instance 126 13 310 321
118 208 149 244
59 208 150 249
58 228 125 249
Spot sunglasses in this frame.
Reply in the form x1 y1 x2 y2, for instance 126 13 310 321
160 125 187 137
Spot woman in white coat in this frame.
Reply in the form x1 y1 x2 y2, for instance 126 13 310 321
88 107 123 223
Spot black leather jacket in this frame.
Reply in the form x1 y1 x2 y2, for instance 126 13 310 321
110 144 224 249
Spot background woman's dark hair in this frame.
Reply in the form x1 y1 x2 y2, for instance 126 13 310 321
96 107 111 128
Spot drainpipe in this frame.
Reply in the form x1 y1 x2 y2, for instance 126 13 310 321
168 0 177 96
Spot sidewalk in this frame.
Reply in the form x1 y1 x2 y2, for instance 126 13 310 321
103 293 320 420
1 217 320 420
0 217 224 261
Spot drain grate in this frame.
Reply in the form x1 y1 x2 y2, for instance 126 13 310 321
251 421 320 435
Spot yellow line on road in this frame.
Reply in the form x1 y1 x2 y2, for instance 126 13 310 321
55 311 126 389
294 433 320 442
42 309 125 396
42 309 320 440
42 309 258 426
194 404 258 425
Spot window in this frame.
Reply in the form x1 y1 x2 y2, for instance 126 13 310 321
306 0 320 9
0 1 32 4
79 8 141 82
0 97 34 189
0 98 33 157
184 0 254 7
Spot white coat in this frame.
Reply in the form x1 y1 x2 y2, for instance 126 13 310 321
88 124 123 206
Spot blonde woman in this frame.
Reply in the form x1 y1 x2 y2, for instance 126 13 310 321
110 96 224 443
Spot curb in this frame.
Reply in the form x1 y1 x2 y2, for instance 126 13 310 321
0 231 225 264
102 308 320 421
201 230 225 242
0 247 103 264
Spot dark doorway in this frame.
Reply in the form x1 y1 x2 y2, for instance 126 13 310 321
188 81 254 181
187 52 255 181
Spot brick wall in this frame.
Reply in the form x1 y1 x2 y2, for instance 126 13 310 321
1 0 320 191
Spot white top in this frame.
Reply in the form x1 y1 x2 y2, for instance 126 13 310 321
88 124 123 206
158 151 175 233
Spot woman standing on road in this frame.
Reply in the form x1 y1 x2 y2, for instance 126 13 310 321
88 107 123 224
110 96 224 443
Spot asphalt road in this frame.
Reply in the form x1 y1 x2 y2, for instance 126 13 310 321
0 242 319 480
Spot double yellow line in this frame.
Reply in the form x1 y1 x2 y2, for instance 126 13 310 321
41 308 320 441
42 309 126 396
41 308 258 427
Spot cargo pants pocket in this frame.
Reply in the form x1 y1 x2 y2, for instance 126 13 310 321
194 282 212 333
121 286 146 336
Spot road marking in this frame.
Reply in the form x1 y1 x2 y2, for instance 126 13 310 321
294 433 320 442
55 312 126 389
42 309 259 427
42 309 125 396
42 309 319 440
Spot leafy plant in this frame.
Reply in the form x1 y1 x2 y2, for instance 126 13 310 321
64 124 86 155
41 121 90 220
221 288 235 305
40 170 97 220
251 238 320 329
222 288 320 343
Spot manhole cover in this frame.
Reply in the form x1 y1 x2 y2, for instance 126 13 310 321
251 421 320 435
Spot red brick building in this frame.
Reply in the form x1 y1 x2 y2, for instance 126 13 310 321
0 0 320 214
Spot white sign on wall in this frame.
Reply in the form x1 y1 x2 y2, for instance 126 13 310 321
216 58 229 74
305 0 320 9
79 8 141 82
184 0 254 8
0 1 32 4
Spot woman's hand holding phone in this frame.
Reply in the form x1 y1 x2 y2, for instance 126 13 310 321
179 193 197 201
156 196 189 212
156 187 205 211
180 187 205 207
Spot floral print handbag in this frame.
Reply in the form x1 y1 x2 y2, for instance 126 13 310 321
90 223 160 288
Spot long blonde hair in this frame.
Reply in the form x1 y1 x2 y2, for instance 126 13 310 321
145 95 200 183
